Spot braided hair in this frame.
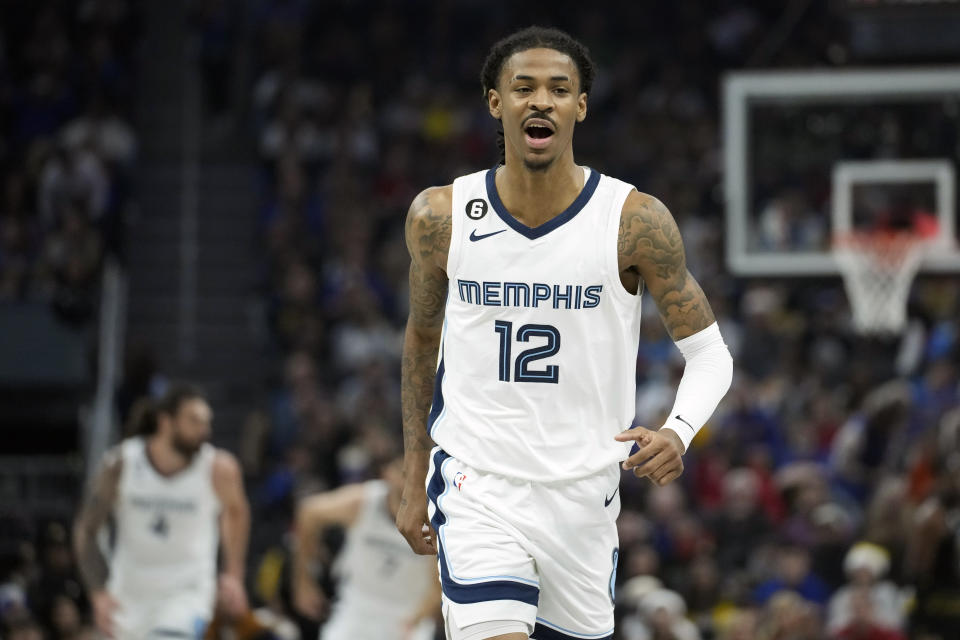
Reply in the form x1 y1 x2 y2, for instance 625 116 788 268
480 26 596 164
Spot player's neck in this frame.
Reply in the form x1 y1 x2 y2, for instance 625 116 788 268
496 154 584 228
146 436 191 476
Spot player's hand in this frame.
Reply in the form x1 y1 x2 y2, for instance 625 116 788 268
396 484 437 555
615 426 685 486
90 589 120 638
216 573 248 620
292 577 327 621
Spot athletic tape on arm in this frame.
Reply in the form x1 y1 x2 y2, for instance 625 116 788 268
660 322 733 452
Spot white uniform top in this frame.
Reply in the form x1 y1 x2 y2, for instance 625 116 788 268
107 437 220 607
430 166 641 481
322 480 436 640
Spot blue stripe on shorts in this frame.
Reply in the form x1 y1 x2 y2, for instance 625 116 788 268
427 448 540 606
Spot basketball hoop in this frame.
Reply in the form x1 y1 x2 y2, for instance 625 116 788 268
832 231 931 335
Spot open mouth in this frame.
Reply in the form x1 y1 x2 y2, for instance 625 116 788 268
525 125 553 139
523 119 555 149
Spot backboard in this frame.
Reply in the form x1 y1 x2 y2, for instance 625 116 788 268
724 68 960 276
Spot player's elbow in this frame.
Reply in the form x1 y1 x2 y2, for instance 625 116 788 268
718 343 733 393
706 339 734 406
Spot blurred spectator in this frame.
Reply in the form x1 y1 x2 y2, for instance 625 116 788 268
60 94 136 167
1 0 137 633
28 523 85 626
906 459 960 638
268 259 325 353
861 477 910 579
4 616 46 640
48 593 92 640
717 608 759 640
753 542 831 607
830 381 913 501
260 91 329 163
755 591 822 640
36 197 103 322
37 144 110 226
621 587 701 640
0 177 38 299
827 542 906 635
710 467 773 574
679 554 721 636
808 502 856 591
831 586 907 640
0 0 136 320
776 462 832 548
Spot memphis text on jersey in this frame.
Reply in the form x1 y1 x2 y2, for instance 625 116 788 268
456 279 603 310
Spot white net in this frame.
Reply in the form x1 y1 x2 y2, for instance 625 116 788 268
833 232 929 335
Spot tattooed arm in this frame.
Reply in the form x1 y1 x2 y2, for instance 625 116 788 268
617 191 715 339
614 191 731 484
73 448 123 636
396 185 451 555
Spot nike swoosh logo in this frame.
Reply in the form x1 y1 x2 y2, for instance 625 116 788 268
469 229 507 242
675 415 694 433
604 486 619 507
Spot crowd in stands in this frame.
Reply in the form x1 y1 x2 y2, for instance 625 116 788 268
2 1 960 639
237 2 960 639
0 1 137 325
0 520 92 640
0 1 138 638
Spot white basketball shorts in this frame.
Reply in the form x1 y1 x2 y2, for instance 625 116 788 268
111 592 211 639
426 446 621 639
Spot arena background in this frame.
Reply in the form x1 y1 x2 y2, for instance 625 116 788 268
1 1 959 639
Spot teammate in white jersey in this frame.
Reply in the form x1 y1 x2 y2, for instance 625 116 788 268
73 383 251 639
397 26 733 640
292 457 441 640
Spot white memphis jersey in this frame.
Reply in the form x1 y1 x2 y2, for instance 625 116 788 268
322 480 436 640
430 166 642 481
107 437 220 607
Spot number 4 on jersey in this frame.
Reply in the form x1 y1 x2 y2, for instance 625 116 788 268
494 321 560 383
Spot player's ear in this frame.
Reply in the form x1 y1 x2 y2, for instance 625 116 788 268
488 89 502 120
577 92 587 122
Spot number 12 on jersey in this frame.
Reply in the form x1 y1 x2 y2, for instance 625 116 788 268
493 321 560 383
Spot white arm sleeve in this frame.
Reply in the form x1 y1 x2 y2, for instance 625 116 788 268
659 322 733 452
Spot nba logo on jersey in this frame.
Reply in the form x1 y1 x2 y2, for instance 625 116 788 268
454 471 467 491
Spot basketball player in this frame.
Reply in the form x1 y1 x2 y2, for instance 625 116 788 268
73 383 251 639
396 27 733 640
292 457 441 640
